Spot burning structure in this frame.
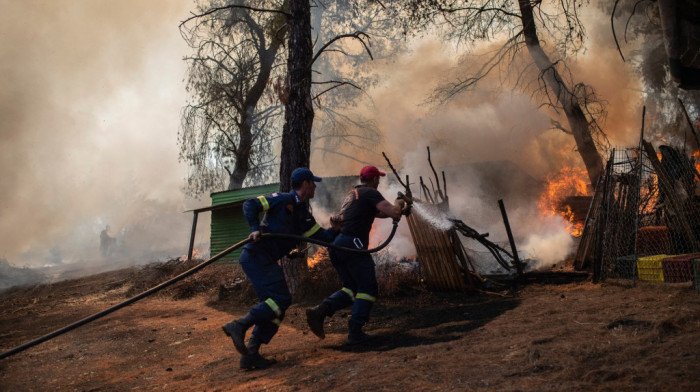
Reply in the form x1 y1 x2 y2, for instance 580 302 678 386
538 167 590 238
380 148 525 293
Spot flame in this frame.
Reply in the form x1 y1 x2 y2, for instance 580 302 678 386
639 166 662 215
307 248 329 269
180 249 200 261
538 167 589 237
694 151 700 174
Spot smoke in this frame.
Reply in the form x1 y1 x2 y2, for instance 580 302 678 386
520 218 575 269
0 0 675 283
314 5 648 272
0 1 205 276
350 40 568 271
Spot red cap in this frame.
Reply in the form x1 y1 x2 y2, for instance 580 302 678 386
360 165 386 180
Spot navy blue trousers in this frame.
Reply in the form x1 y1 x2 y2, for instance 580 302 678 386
324 234 378 327
239 248 292 343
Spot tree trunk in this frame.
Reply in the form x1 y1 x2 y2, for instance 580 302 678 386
279 0 314 192
228 121 251 190
228 13 283 191
517 0 603 186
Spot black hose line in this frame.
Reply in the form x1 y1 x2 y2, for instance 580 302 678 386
0 219 400 360
266 217 400 254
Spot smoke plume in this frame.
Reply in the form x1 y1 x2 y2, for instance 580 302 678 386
0 0 206 279
311 5 647 272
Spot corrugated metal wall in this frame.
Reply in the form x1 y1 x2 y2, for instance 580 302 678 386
211 183 280 205
207 179 358 264
211 208 247 263
210 184 279 264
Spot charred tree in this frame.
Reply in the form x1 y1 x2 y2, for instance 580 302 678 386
395 0 607 186
517 0 603 185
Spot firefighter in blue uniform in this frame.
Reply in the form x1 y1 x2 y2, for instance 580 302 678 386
305 165 406 345
222 167 338 370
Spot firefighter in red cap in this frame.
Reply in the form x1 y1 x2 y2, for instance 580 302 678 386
305 165 407 344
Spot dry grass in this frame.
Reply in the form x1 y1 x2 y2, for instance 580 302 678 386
118 250 426 309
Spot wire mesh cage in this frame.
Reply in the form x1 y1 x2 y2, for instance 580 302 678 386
580 144 700 282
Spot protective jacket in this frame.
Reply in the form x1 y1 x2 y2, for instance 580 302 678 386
239 189 335 343
243 189 336 258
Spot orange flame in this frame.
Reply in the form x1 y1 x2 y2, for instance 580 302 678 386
694 151 700 174
538 167 589 237
307 248 329 269
180 249 200 261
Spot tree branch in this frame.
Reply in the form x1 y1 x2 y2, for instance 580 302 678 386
312 80 362 101
313 147 376 165
611 0 625 61
310 31 373 67
180 5 290 28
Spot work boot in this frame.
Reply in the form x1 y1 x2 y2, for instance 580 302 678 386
305 302 330 339
240 334 276 370
240 352 277 370
346 320 375 345
222 312 255 355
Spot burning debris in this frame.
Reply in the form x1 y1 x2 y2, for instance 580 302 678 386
382 147 523 294
538 167 590 237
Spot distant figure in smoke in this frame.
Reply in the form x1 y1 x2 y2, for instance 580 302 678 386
306 165 407 345
100 225 116 258
221 168 340 370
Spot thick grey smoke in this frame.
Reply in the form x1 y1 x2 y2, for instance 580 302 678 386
0 1 207 278
311 6 646 272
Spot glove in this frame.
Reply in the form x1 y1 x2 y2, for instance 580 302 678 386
330 214 342 232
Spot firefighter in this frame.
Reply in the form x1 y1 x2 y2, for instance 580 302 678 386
305 165 406 345
222 167 339 370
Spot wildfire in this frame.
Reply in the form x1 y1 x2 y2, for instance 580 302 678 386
307 248 329 269
538 166 589 237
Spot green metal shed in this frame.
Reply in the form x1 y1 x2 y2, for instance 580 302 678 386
183 176 358 264
209 183 279 263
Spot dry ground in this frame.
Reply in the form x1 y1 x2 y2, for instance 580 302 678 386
1 260 699 391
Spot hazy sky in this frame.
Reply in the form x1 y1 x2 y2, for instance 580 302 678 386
0 0 198 267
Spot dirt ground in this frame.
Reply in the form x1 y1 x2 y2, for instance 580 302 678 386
1 260 699 392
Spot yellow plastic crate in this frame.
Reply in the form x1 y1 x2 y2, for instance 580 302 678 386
636 255 666 282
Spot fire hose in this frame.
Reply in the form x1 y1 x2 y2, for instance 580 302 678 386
0 209 409 360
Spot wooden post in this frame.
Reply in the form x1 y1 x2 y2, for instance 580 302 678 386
498 199 523 276
187 211 199 261
593 151 614 283
633 107 646 261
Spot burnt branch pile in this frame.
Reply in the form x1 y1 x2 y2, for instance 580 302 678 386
383 147 518 294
